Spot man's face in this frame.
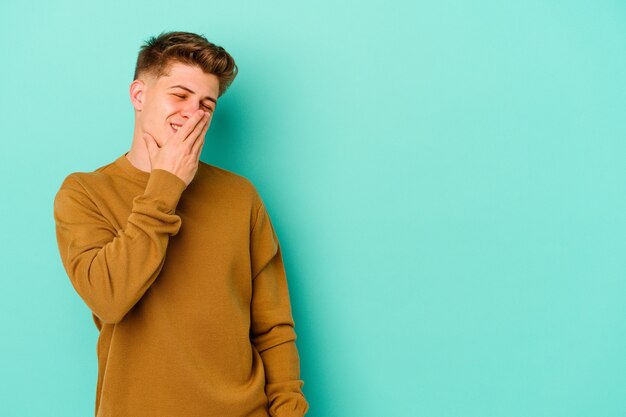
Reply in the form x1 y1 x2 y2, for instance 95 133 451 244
132 62 220 146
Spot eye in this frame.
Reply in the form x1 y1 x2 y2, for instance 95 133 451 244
172 93 212 113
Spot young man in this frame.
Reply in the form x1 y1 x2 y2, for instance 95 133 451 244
53 31 309 417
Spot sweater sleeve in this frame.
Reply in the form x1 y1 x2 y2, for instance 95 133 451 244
249 202 309 417
53 169 187 324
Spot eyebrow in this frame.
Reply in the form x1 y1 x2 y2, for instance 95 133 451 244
167 84 217 105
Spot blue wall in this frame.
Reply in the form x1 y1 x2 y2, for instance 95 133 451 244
1 1 625 416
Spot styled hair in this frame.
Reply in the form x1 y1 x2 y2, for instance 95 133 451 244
133 31 238 97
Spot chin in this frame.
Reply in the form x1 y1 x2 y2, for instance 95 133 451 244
161 132 174 145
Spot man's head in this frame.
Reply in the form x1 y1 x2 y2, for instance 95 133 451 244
129 31 237 147
133 31 237 97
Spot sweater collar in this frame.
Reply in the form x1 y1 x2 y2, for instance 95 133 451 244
115 152 150 184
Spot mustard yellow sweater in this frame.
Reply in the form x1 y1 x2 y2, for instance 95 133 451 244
53 154 309 417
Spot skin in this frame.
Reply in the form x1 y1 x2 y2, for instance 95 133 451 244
126 62 220 186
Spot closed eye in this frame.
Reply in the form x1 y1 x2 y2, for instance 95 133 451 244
172 93 213 112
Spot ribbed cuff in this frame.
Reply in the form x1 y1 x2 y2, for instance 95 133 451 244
142 169 187 211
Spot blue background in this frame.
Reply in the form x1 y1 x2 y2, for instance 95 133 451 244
1 1 625 416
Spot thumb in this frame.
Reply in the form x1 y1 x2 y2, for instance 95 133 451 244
142 132 158 154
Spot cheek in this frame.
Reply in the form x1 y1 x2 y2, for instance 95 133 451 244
140 108 170 142
144 105 169 125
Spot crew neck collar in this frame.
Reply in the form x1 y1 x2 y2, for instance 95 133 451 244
115 152 150 184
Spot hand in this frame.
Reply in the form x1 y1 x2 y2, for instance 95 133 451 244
143 110 210 186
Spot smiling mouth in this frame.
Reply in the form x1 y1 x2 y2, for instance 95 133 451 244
170 123 182 133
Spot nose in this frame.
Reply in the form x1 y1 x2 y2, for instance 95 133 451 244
180 101 202 119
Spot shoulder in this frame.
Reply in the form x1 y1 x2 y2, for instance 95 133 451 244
196 161 255 188
57 159 119 195
196 161 264 205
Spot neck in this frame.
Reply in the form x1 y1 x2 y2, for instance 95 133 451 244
126 126 151 173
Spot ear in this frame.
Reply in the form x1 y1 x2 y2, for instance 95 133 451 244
129 79 147 111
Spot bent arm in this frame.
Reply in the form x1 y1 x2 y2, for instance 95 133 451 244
53 169 186 324
249 203 309 417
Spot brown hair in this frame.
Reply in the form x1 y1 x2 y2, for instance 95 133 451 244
133 31 238 97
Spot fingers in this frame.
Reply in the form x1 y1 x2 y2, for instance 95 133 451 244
179 110 207 142
187 112 210 148
191 117 209 156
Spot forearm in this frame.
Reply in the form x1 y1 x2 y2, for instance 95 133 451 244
54 169 186 323
259 335 309 417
